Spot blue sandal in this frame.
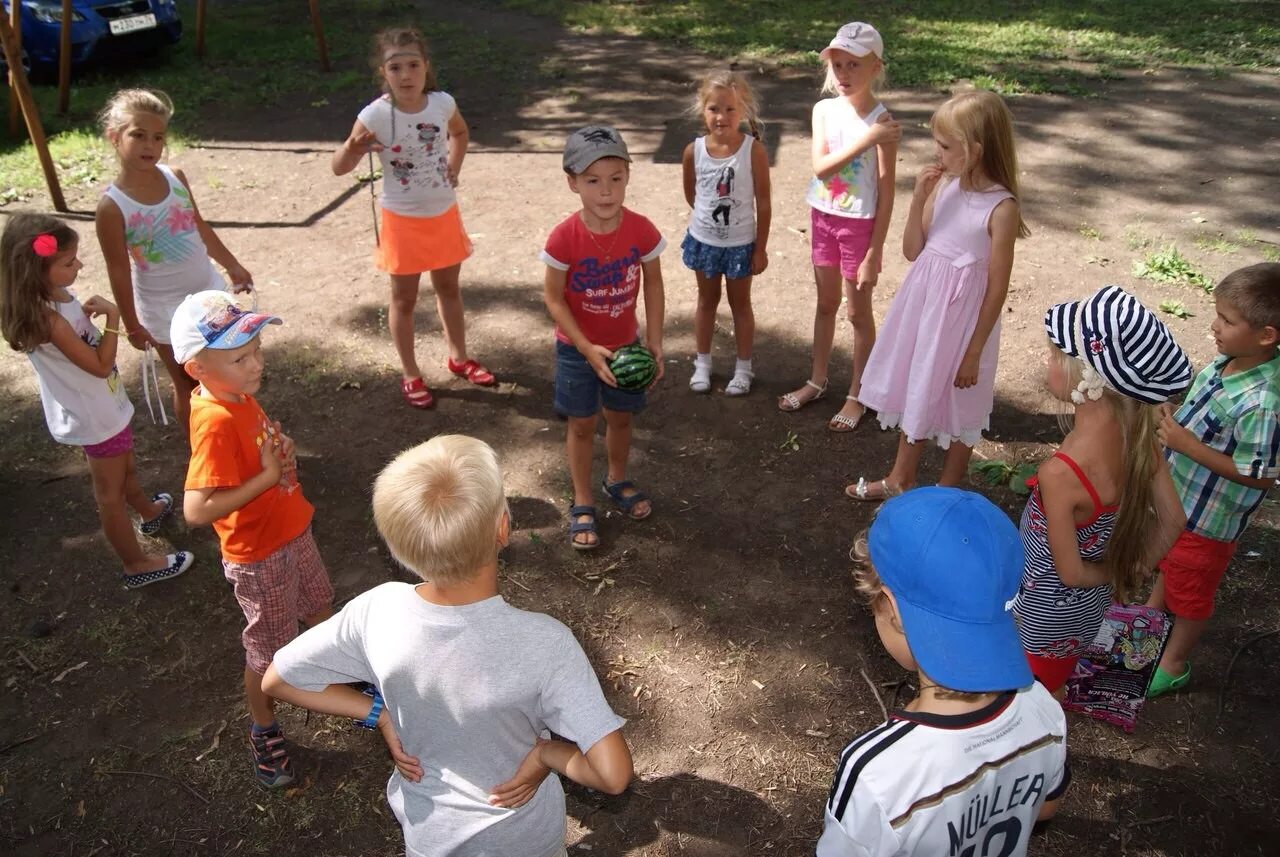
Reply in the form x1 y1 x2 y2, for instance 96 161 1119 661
569 504 599 551
602 478 651 520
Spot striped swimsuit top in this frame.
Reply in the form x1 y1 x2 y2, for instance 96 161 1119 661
1013 452 1119 658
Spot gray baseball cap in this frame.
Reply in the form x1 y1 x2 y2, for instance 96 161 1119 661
563 125 631 175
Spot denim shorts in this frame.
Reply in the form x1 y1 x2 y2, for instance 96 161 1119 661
681 232 754 280
554 339 646 418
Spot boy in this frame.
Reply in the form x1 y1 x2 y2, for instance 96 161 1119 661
1150 262 1280 696
171 290 333 789
263 435 632 857
541 125 666 550
818 488 1067 857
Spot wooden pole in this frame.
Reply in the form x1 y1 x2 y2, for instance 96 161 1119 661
307 0 330 72
195 0 206 59
0 15 67 211
57 0 71 113
7 0 20 137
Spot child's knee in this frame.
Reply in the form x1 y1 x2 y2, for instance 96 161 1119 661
567 416 596 440
815 294 842 317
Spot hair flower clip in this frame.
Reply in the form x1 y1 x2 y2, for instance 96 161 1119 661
1071 362 1108 405
32 234 58 257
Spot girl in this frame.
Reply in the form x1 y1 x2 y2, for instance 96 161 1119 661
680 70 771 396
95 88 254 431
849 90 1023 500
332 27 495 409
1013 287 1190 692
779 22 899 432
1 214 194 590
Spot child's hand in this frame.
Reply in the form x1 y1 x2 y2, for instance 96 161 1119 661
81 295 120 322
854 251 880 293
350 128 383 154
127 325 158 351
226 263 254 292
648 343 665 389
258 437 284 482
586 344 619 388
954 351 980 388
867 112 902 147
1156 403 1193 454
489 738 553 809
914 163 944 200
750 245 769 276
377 710 423 783
446 166 460 188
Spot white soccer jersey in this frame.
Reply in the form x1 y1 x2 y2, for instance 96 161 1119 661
817 684 1068 857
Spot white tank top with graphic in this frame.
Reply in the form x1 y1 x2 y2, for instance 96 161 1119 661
103 164 224 344
688 134 756 248
358 92 459 218
27 293 134 446
805 100 886 219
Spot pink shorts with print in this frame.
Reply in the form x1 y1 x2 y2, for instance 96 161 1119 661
223 526 333 675
810 209 876 281
83 425 134 459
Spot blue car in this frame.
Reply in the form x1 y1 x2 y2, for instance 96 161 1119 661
1 0 181 77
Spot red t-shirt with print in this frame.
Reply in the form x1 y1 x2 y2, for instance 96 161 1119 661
540 208 666 350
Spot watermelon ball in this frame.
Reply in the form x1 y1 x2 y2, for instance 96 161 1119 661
608 343 658 391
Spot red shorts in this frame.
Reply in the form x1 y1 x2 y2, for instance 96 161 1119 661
1025 651 1079 694
1157 529 1236 621
222 526 333 674
83 425 134 459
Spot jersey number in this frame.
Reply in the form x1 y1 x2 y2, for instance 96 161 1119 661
958 817 1021 857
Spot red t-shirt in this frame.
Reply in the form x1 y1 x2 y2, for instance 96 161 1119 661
185 390 313 563
540 208 666 350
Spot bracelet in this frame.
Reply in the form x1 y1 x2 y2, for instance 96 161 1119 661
102 326 130 336
358 691 384 730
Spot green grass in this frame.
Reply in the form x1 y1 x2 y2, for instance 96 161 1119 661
1132 244 1214 292
501 0 1279 93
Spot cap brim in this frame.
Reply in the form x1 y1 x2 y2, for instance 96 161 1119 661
207 313 282 351
819 43 874 61
895 600 1033 692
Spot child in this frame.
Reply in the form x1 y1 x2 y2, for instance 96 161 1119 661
172 290 333 788
95 88 253 430
0 214 192 589
1013 287 1190 693
1147 263 1280 697
680 70 771 395
263 435 632 856
332 26 495 409
850 91 1024 499
779 22 899 432
542 126 666 550
818 487 1067 857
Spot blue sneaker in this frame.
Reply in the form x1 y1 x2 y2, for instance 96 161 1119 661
249 723 296 789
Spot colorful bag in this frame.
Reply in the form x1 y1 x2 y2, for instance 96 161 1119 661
1062 604 1171 732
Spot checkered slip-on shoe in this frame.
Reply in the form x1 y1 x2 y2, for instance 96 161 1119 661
249 724 296 789
121 551 194 590
138 493 175 537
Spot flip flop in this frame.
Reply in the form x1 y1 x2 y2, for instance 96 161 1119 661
846 477 903 503
1146 663 1191 698
447 357 497 387
602 478 651 520
828 396 865 433
778 379 827 412
568 504 599 551
401 377 435 409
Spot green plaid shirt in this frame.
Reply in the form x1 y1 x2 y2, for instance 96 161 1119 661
1166 354 1280 542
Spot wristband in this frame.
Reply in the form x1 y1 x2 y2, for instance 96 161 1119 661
358 690 384 730
102 326 130 336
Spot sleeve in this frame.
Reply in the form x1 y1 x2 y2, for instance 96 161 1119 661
1232 407 1280 480
185 415 245 491
356 99 388 146
536 628 626 754
540 219 572 271
1044 757 1071 802
271 589 377 690
436 90 458 119
814 789 896 857
636 215 666 262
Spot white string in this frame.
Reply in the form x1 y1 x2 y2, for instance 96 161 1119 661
141 343 169 426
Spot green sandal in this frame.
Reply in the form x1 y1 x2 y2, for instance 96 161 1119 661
1146 663 1191 698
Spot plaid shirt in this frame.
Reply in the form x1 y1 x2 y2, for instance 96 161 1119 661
1166 354 1280 542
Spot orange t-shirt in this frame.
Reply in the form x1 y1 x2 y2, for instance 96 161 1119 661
185 390 313 563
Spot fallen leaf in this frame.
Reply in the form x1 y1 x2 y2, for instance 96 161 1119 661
53 661 88 683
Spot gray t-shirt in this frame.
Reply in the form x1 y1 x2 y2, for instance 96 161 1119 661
272 583 625 857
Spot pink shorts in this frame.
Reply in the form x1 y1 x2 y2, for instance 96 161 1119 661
83 425 134 459
222 526 334 675
810 209 876 280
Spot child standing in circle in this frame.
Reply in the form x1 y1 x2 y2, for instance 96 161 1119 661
332 27 495 409
1014 287 1189 693
850 91 1023 500
95 88 254 431
779 22 899 431
1 214 193 589
681 70 771 396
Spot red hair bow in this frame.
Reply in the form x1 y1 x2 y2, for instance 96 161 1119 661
32 234 58 257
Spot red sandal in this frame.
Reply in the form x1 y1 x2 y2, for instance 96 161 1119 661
447 357 496 387
401 376 435 409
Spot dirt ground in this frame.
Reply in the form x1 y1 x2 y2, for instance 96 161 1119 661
2 3 1279 855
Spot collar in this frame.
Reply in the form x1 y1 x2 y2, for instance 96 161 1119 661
890 691 1016 729
1212 352 1280 396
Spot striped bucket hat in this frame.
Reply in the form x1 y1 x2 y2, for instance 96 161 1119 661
1044 285 1192 405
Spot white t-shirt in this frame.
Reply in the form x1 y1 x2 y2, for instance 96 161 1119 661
688 134 756 248
805 99 886 219
358 92 460 218
272 583 626 857
816 684 1068 857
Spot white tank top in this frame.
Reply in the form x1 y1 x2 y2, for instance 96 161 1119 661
27 293 134 446
103 164 223 343
805 100 886 219
688 134 756 248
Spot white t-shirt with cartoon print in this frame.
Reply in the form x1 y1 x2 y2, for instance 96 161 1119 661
358 92 459 218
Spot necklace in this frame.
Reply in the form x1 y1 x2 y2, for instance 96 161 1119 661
583 210 624 261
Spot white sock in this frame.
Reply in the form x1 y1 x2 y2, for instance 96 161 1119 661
734 357 753 376
691 353 712 391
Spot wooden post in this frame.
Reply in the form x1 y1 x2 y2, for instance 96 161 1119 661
307 0 330 72
0 15 67 211
195 0 206 59
57 0 71 113
7 0 20 137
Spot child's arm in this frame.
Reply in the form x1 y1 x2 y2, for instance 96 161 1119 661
955 198 1018 388
750 137 772 276
902 167 943 261
95 196 151 351
641 257 665 386
492 731 632 807
855 136 897 290
542 266 618 386
680 142 696 208
1157 403 1278 489
172 168 252 290
445 106 469 187
1039 460 1114 589
811 105 901 181
332 119 382 177
183 441 283 526
47 297 122 379
1145 454 1188 565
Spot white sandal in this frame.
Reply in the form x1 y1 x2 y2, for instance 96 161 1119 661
778 379 827 412
828 396 865 433
845 477 904 503
725 370 753 397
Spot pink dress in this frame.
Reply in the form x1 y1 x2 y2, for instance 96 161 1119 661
858 178 1013 448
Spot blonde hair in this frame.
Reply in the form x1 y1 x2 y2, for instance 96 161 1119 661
931 91 1030 239
820 54 886 96
689 70 763 139
99 88 174 138
372 435 508 585
370 27 437 93
0 213 78 352
1049 345 1164 601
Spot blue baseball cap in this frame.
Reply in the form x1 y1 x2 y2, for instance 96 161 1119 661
170 290 281 364
868 487 1032 692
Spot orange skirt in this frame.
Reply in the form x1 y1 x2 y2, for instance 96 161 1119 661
374 205 473 275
